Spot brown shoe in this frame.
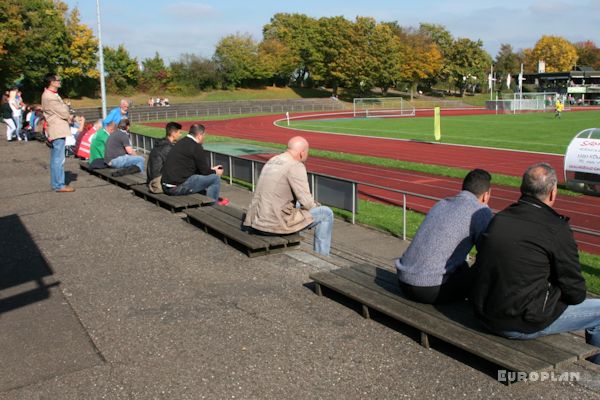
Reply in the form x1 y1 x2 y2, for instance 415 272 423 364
56 185 75 193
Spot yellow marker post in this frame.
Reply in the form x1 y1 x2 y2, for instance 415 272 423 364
434 106 441 141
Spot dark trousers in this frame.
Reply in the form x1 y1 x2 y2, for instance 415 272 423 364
398 262 474 304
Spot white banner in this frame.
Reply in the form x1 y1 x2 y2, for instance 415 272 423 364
565 137 600 174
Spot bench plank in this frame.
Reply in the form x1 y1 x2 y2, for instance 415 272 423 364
214 206 302 246
332 266 581 369
185 207 299 257
310 271 551 373
130 184 212 211
348 264 600 360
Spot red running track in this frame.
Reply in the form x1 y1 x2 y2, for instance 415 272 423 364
144 109 567 179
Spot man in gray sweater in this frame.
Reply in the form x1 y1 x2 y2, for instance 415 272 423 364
396 169 493 304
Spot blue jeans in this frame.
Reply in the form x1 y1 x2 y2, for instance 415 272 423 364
307 206 334 256
50 138 66 190
499 299 600 364
167 174 220 200
109 154 145 173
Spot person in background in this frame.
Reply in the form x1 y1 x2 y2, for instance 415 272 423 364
103 99 129 127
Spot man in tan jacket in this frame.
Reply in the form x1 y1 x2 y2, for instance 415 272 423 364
244 136 333 255
41 72 74 192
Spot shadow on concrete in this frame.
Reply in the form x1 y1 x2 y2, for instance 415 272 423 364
0 214 59 314
65 170 79 185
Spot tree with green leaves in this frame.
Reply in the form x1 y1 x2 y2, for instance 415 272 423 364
446 38 492 96
263 13 321 86
140 52 170 92
495 43 522 75
258 38 298 87
103 45 140 94
213 34 268 88
170 54 219 93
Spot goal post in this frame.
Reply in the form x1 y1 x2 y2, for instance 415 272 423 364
353 97 416 118
492 92 560 114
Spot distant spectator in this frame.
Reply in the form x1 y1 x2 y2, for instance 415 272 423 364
89 121 116 169
161 123 228 205
75 119 102 160
104 119 144 173
147 97 153 107
1 93 16 142
103 99 129 127
147 121 182 193
8 88 23 141
163 97 170 106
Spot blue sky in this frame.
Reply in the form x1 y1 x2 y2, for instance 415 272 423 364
65 0 600 63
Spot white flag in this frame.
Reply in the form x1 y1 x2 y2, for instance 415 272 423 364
506 74 512 89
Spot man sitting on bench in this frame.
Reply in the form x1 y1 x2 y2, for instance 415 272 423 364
243 136 334 256
104 119 145 173
161 123 229 205
146 121 182 193
471 163 600 364
396 169 493 304
88 121 116 169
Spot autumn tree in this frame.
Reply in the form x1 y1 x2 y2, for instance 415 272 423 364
258 38 298 86
0 0 25 91
575 41 600 70
103 45 140 93
526 36 578 72
62 8 99 97
391 26 443 99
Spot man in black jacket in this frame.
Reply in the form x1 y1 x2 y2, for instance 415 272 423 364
471 163 600 364
146 121 182 193
161 123 228 205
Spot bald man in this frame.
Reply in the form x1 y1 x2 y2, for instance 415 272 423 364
103 99 129 127
244 136 333 256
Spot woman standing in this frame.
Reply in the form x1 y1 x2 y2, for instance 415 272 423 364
1 93 16 141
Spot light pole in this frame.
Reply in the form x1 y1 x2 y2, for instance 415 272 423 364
96 0 107 119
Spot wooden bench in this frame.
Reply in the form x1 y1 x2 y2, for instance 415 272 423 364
79 162 146 189
310 264 600 383
185 205 301 257
130 184 214 212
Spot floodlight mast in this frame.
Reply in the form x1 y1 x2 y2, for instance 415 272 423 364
96 0 107 119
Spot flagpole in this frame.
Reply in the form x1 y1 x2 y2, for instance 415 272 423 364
96 0 107 119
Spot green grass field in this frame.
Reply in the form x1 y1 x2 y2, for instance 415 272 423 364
281 110 600 154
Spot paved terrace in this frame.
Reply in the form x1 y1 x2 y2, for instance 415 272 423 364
2 138 600 399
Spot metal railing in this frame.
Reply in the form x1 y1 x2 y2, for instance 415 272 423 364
76 99 346 123
129 131 600 244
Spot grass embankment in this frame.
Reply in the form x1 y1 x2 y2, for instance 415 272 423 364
67 87 332 109
132 120 600 294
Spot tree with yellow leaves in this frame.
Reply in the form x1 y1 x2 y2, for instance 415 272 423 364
526 36 578 72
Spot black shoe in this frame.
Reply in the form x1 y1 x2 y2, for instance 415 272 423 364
111 166 141 177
